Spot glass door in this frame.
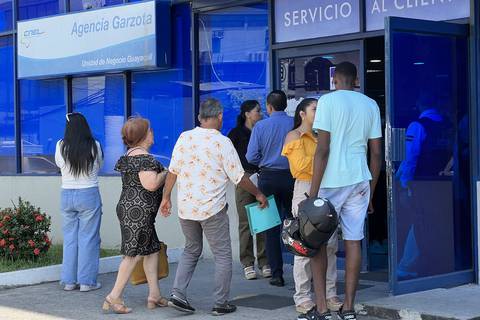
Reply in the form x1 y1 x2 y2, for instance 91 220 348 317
385 17 473 295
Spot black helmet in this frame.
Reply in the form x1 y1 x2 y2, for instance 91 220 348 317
298 197 338 249
281 218 318 257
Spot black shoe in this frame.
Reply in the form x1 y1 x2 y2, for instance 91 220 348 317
298 308 333 320
338 306 357 320
168 294 195 313
211 302 237 316
269 276 285 287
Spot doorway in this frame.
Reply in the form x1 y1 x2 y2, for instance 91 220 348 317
274 17 475 294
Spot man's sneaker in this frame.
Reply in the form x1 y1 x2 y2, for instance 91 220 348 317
338 307 357 320
261 265 272 278
326 296 343 312
63 284 78 291
168 294 195 313
211 302 237 316
298 309 333 320
244 266 257 280
79 282 101 292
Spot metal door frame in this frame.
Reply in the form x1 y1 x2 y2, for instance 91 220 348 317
385 16 474 295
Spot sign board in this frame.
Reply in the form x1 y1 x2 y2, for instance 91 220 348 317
274 0 360 43
366 0 470 31
17 1 170 78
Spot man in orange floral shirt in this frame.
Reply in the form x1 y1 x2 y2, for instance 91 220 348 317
160 98 267 316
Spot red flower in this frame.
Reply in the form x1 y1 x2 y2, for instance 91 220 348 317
28 240 35 247
44 235 51 244
0 239 5 247
0 222 3 228
3 215 10 221
8 237 14 241
33 248 40 256
35 215 44 222
9 244 15 251
2 229 9 235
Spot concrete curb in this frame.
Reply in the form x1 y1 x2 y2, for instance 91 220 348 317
0 247 183 287
359 303 480 320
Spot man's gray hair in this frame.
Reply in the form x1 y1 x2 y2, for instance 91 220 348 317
199 98 223 120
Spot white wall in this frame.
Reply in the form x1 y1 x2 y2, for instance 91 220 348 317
0 177 242 260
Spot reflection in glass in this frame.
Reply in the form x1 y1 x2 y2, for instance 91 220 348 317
391 32 471 280
280 51 360 116
69 0 121 12
72 75 125 174
20 79 66 174
198 2 269 135
0 0 12 32
18 0 61 20
132 3 192 167
0 36 15 173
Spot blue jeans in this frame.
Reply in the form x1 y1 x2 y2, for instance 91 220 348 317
61 187 102 286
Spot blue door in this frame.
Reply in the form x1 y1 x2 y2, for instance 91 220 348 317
385 17 474 295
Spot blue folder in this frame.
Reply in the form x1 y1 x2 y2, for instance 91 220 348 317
245 195 281 235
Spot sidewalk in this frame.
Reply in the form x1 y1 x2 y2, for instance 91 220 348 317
0 260 385 320
359 284 480 320
0 259 478 320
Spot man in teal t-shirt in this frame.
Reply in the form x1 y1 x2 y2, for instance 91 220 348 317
303 62 382 320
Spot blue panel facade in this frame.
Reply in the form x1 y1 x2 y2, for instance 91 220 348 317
132 2 192 167
198 3 270 136
20 78 66 174
0 36 15 173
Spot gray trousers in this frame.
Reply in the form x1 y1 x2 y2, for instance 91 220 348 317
235 186 268 268
172 207 232 305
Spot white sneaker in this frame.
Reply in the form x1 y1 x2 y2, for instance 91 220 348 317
244 266 257 280
63 284 78 291
261 265 272 278
80 282 102 292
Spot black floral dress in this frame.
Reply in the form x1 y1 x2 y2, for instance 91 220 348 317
114 154 163 257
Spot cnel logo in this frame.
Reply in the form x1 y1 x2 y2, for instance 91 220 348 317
23 29 45 37
21 28 45 48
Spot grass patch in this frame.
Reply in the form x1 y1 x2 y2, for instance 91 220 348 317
0 244 120 273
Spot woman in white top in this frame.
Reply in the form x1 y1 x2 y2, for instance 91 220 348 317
55 112 103 292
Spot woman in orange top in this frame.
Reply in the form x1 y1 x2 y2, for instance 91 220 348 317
282 98 342 316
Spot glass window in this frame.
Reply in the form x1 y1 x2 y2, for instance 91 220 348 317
198 2 269 136
0 36 15 174
132 3 193 167
0 0 13 33
69 0 122 12
72 75 125 174
18 0 62 20
20 79 66 174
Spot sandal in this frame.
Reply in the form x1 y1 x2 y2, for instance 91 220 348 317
338 306 357 320
102 296 132 314
147 296 169 309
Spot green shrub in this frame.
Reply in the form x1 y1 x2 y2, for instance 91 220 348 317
0 198 51 261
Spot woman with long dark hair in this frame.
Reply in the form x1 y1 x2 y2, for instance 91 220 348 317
282 98 341 318
227 100 271 280
55 112 103 292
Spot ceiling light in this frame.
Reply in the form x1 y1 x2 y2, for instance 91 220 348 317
370 59 382 63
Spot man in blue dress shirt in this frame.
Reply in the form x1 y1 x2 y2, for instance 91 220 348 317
246 90 294 287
